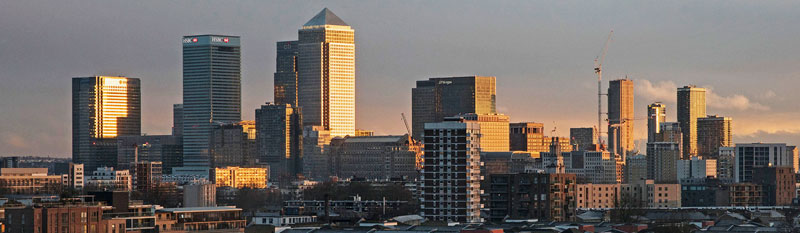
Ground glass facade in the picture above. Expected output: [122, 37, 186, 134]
[411, 76, 497, 140]
[72, 76, 141, 172]
[677, 86, 707, 158]
[274, 41, 299, 106]
[182, 35, 242, 169]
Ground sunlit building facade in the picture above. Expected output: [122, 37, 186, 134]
[72, 76, 141, 172]
[182, 34, 242, 170]
[214, 166, 268, 189]
[677, 85, 706, 158]
[647, 102, 666, 143]
[697, 115, 732, 158]
[297, 8, 356, 138]
[456, 113, 509, 152]
[607, 79, 634, 160]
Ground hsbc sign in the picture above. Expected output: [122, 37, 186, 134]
[182, 37, 199, 43]
[182, 37, 232, 44]
[211, 37, 229, 43]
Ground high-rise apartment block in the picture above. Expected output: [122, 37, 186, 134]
[297, 8, 355, 138]
[412, 76, 496, 140]
[209, 121, 257, 168]
[607, 79, 634, 159]
[570, 127, 598, 151]
[734, 143, 795, 182]
[647, 102, 666, 143]
[421, 120, 482, 223]
[646, 142, 681, 183]
[256, 103, 303, 181]
[697, 115, 732, 158]
[274, 41, 299, 106]
[72, 76, 141, 172]
[182, 34, 242, 169]
[455, 113, 509, 152]
[717, 147, 735, 181]
[677, 85, 706, 158]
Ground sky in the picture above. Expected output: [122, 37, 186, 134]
[1, 0, 800, 157]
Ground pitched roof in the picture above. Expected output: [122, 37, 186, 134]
[304, 8, 349, 27]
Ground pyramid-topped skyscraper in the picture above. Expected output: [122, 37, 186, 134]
[295, 8, 355, 137]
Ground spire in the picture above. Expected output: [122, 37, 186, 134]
[303, 8, 349, 27]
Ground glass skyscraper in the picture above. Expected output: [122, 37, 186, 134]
[297, 8, 356, 138]
[677, 85, 706, 158]
[72, 76, 141, 172]
[411, 76, 497, 140]
[607, 78, 634, 160]
[274, 41, 299, 106]
[182, 35, 241, 170]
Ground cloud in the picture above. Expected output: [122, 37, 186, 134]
[635, 79, 769, 111]
[734, 130, 800, 145]
[2, 133, 30, 151]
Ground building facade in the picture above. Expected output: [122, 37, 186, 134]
[510, 122, 546, 152]
[182, 34, 242, 169]
[734, 143, 794, 182]
[183, 182, 217, 208]
[209, 121, 257, 168]
[132, 161, 162, 193]
[677, 85, 707, 158]
[256, 103, 303, 181]
[697, 115, 732, 158]
[172, 104, 183, 137]
[116, 135, 182, 171]
[297, 8, 356, 138]
[214, 166, 268, 189]
[456, 114, 509, 152]
[752, 166, 795, 206]
[646, 142, 681, 183]
[421, 120, 482, 223]
[412, 76, 496, 140]
[607, 79, 634, 159]
[570, 127, 598, 151]
[329, 135, 421, 179]
[488, 173, 577, 223]
[676, 157, 717, 182]
[73, 76, 141, 172]
[274, 40, 299, 106]
[647, 102, 666, 143]
[0, 168, 63, 195]
[86, 167, 132, 191]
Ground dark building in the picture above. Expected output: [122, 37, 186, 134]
[116, 135, 182, 171]
[510, 122, 546, 152]
[412, 76, 496, 140]
[722, 183, 763, 207]
[72, 76, 141, 172]
[172, 104, 183, 137]
[570, 127, 598, 151]
[182, 35, 242, 169]
[753, 166, 795, 206]
[274, 41, 299, 106]
[1, 156, 20, 168]
[255, 103, 303, 181]
[488, 173, 577, 223]
[5, 203, 125, 233]
[328, 135, 421, 180]
[680, 178, 726, 207]
[90, 191, 130, 213]
[209, 121, 257, 168]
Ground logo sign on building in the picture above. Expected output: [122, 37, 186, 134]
[211, 37, 229, 43]
[183, 37, 199, 43]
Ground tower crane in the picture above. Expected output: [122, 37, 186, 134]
[595, 30, 613, 145]
[401, 113, 424, 170]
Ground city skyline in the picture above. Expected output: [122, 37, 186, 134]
[3, 1, 800, 156]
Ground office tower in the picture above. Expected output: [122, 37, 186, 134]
[209, 121, 257, 168]
[302, 126, 333, 180]
[510, 122, 545, 152]
[214, 166, 268, 189]
[328, 135, 421, 179]
[677, 85, 706, 158]
[117, 135, 182, 170]
[646, 142, 681, 183]
[173, 104, 183, 137]
[182, 35, 242, 169]
[73, 76, 141, 172]
[696, 115, 732, 158]
[676, 157, 717, 182]
[734, 143, 794, 182]
[421, 119, 482, 223]
[132, 161, 162, 193]
[570, 127, 597, 151]
[455, 113, 509, 152]
[488, 173, 576, 223]
[255, 103, 303, 180]
[412, 76, 497, 140]
[752, 166, 795, 206]
[275, 41, 300, 106]
[647, 102, 666, 143]
[297, 8, 355, 138]
[607, 79, 634, 160]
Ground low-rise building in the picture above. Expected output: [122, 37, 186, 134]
[487, 173, 577, 222]
[328, 135, 421, 179]
[0, 168, 63, 195]
[184, 182, 216, 208]
[155, 206, 246, 232]
[86, 167, 132, 191]
[215, 166, 268, 189]
[251, 213, 317, 226]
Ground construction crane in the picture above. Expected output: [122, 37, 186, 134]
[595, 30, 613, 145]
[401, 113, 424, 170]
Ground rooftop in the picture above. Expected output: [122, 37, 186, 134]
[304, 8, 349, 27]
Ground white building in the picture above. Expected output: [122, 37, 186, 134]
[251, 213, 317, 226]
[86, 167, 131, 191]
[734, 143, 795, 182]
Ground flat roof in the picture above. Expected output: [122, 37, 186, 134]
[157, 206, 241, 213]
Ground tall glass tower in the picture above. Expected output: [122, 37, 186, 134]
[182, 35, 241, 170]
[298, 8, 356, 138]
[72, 76, 141, 172]
[677, 85, 706, 158]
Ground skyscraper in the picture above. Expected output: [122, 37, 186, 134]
[647, 102, 666, 143]
[72, 76, 141, 172]
[412, 76, 497, 140]
[182, 35, 242, 170]
[607, 79, 634, 159]
[646, 142, 680, 183]
[172, 104, 183, 137]
[421, 119, 482, 223]
[677, 85, 706, 158]
[570, 127, 598, 151]
[255, 103, 303, 181]
[696, 115, 732, 158]
[274, 41, 299, 106]
[297, 8, 355, 138]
